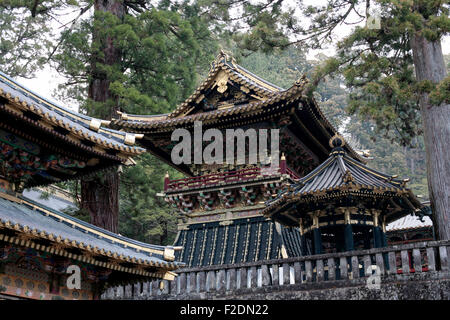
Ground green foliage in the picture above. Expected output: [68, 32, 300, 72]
[118, 153, 182, 245]
[306, 0, 449, 146]
[239, 48, 431, 199]
[429, 76, 450, 105]
[197, 0, 449, 147]
[0, 0, 220, 245]
[51, 4, 218, 119]
[3, 0, 447, 243]
[0, 2, 52, 77]
[51, 2, 218, 244]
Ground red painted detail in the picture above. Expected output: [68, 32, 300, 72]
[167, 166, 299, 191]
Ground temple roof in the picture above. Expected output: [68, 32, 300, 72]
[112, 80, 303, 130]
[0, 71, 149, 188]
[108, 52, 364, 177]
[0, 71, 145, 161]
[0, 192, 182, 278]
[166, 51, 283, 118]
[386, 213, 433, 232]
[112, 50, 284, 126]
[262, 136, 422, 221]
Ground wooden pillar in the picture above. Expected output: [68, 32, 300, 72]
[344, 210, 354, 252]
[313, 229, 322, 255]
[373, 211, 382, 248]
[163, 172, 170, 191]
[299, 218, 307, 256]
[373, 227, 382, 248]
[312, 213, 322, 255]
[381, 219, 389, 270]
[344, 224, 354, 251]
[280, 153, 286, 174]
[363, 229, 372, 249]
[380, 219, 388, 247]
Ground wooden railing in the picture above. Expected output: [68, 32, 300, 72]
[165, 165, 298, 191]
[101, 240, 450, 299]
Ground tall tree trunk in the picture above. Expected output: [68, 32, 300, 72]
[410, 34, 450, 240]
[80, 0, 125, 233]
[81, 173, 119, 232]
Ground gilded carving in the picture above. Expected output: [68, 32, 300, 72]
[215, 71, 229, 93]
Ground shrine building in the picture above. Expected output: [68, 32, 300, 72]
[109, 51, 426, 268]
[0, 71, 183, 300]
[262, 135, 423, 254]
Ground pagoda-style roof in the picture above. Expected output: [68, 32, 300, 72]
[109, 51, 364, 177]
[0, 191, 182, 279]
[112, 82, 299, 131]
[114, 50, 284, 126]
[262, 136, 422, 227]
[0, 71, 146, 188]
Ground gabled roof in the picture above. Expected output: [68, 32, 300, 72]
[108, 51, 365, 176]
[112, 78, 303, 130]
[113, 50, 283, 125]
[0, 192, 183, 279]
[167, 50, 283, 118]
[263, 136, 422, 218]
[0, 71, 145, 161]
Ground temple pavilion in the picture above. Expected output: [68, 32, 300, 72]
[0, 71, 182, 300]
[110, 51, 412, 267]
[262, 135, 423, 255]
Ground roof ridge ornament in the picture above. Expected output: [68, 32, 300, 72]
[329, 134, 346, 153]
[294, 74, 308, 87]
[343, 169, 353, 183]
[212, 49, 236, 70]
[116, 110, 128, 120]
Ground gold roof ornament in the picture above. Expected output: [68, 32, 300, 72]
[124, 133, 143, 145]
[89, 118, 102, 131]
[163, 247, 175, 261]
[329, 134, 346, 148]
[116, 110, 129, 120]
[294, 74, 308, 87]
[212, 49, 236, 69]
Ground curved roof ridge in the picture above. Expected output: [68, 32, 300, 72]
[224, 59, 285, 92]
[0, 71, 145, 154]
[0, 193, 184, 273]
[113, 81, 305, 129]
[343, 154, 403, 185]
[163, 51, 286, 119]
[298, 154, 336, 186]
[336, 153, 349, 175]
[18, 194, 172, 252]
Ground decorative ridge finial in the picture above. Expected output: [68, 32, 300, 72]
[116, 110, 128, 120]
[329, 134, 345, 149]
[294, 74, 308, 87]
[211, 49, 236, 70]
